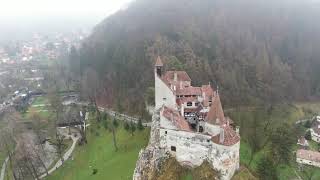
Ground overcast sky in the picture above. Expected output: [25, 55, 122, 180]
[0, 0, 133, 18]
[0, 0, 134, 43]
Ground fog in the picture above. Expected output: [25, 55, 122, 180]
[0, 0, 133, 43]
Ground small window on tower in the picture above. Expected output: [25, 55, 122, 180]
[163, 98, 167, 101]
[187, 102, 192, 106]
[171, 146, 176, 152]
[165, 131, 167, 134]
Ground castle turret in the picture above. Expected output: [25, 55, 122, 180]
[155, 56, 163, 77]
[206, 90, 225, 125]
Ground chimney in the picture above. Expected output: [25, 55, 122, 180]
[181, 106, 184, 116]
[174, 72, 178, 81]
[236, 126, 240, 135]
[219, 128, 224, 144]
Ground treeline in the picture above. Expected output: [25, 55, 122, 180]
[70, 0, 320, 113]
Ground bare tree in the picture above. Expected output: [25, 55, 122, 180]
[52, 133, 65, 162]
[0, 131, 17, 180]
[81, 68, 101, 122]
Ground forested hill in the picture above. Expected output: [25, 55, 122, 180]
[77, 0, 320, 114]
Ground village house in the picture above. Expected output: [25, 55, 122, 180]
[310, 116, 320, 143]
[154, 56, 240, 180]
[297, 149, 320, 168]
[297, 136, 309, 148]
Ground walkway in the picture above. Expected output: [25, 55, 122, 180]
[98, 107, 151, 127]
[39, 134, 79, 179]
[0, 157, 9, 180]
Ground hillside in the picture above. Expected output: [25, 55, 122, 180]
[75, 0, 320, 113]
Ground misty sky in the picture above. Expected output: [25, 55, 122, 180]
[0, 0, 133, 19]
[0, 0, 134, 43]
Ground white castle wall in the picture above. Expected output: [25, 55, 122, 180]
[159, 127, 240, 180]
[155, 73, 176, 110]
[204, 122, 221, 136]
[297, 157, 320, 168]
[160, 114, 179, 130]
[311, 129, 320, 143]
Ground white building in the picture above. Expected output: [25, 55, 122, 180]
[297, 136, 309, 148]
[154, 56, 240, 180]
[310, 116, 320, 143]
[297, 149, 320, 168]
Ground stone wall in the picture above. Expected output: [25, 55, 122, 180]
[158, 127, 239, 180]
[311, 129, 320, 143]
[297, 157, 320, 168]
[133, 110, 240, 180]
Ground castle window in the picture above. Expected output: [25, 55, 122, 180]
[171, 146, 176, 152]
[195, 102, 199, 106]
[165, 131, 167, 134]
[199, 126, 204, 133]
[207, 139, 210, 143]
[187, 102, 192, 106]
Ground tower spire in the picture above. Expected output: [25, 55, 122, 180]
[155, 56, 163, 67]
[155, 56, 163, 77]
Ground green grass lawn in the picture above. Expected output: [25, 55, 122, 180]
[309, 140, 319, 151]
[0, 150, 6, 167]
[46, 122, 150, 180]
[32, 96, 49, 106]
[232, 166, 257, 180]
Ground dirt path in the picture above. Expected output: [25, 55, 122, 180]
[39, 134, 79, 179]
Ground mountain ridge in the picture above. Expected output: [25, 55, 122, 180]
[76, 0, 320, 114]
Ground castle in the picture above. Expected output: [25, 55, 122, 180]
[154, 56, 240, 179]
[133, 57, 240, 180]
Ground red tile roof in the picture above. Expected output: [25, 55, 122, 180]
[297, 149, 320, 162]
[206, 92, 225, 125]
[162, 106, 191, 131]
[155, 56, 163, 66]
[211, 126, 240, 146]
[162, 71, 191, 83]
[176, 86, 202, 96]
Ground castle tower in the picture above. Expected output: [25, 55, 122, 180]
[155, 56, 163, 77]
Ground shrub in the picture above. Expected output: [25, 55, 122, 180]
[92, 168, 98, 175]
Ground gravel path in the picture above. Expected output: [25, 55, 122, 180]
[39, 134, 79, 179]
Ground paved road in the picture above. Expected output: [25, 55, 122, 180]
[0, 157, 9, 180]
[39, 134, 79, 179]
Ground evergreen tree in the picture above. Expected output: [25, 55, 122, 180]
[270, 123, 295, 164]
[113, 118, 119, 129]
[304, 120, 312, 129]
[305, 130, 311, 141]
[137, 119, 144, 130]
[130, 122, 136, 136]
[124, 122, 130, 131]
[257, 156, 278, 180]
